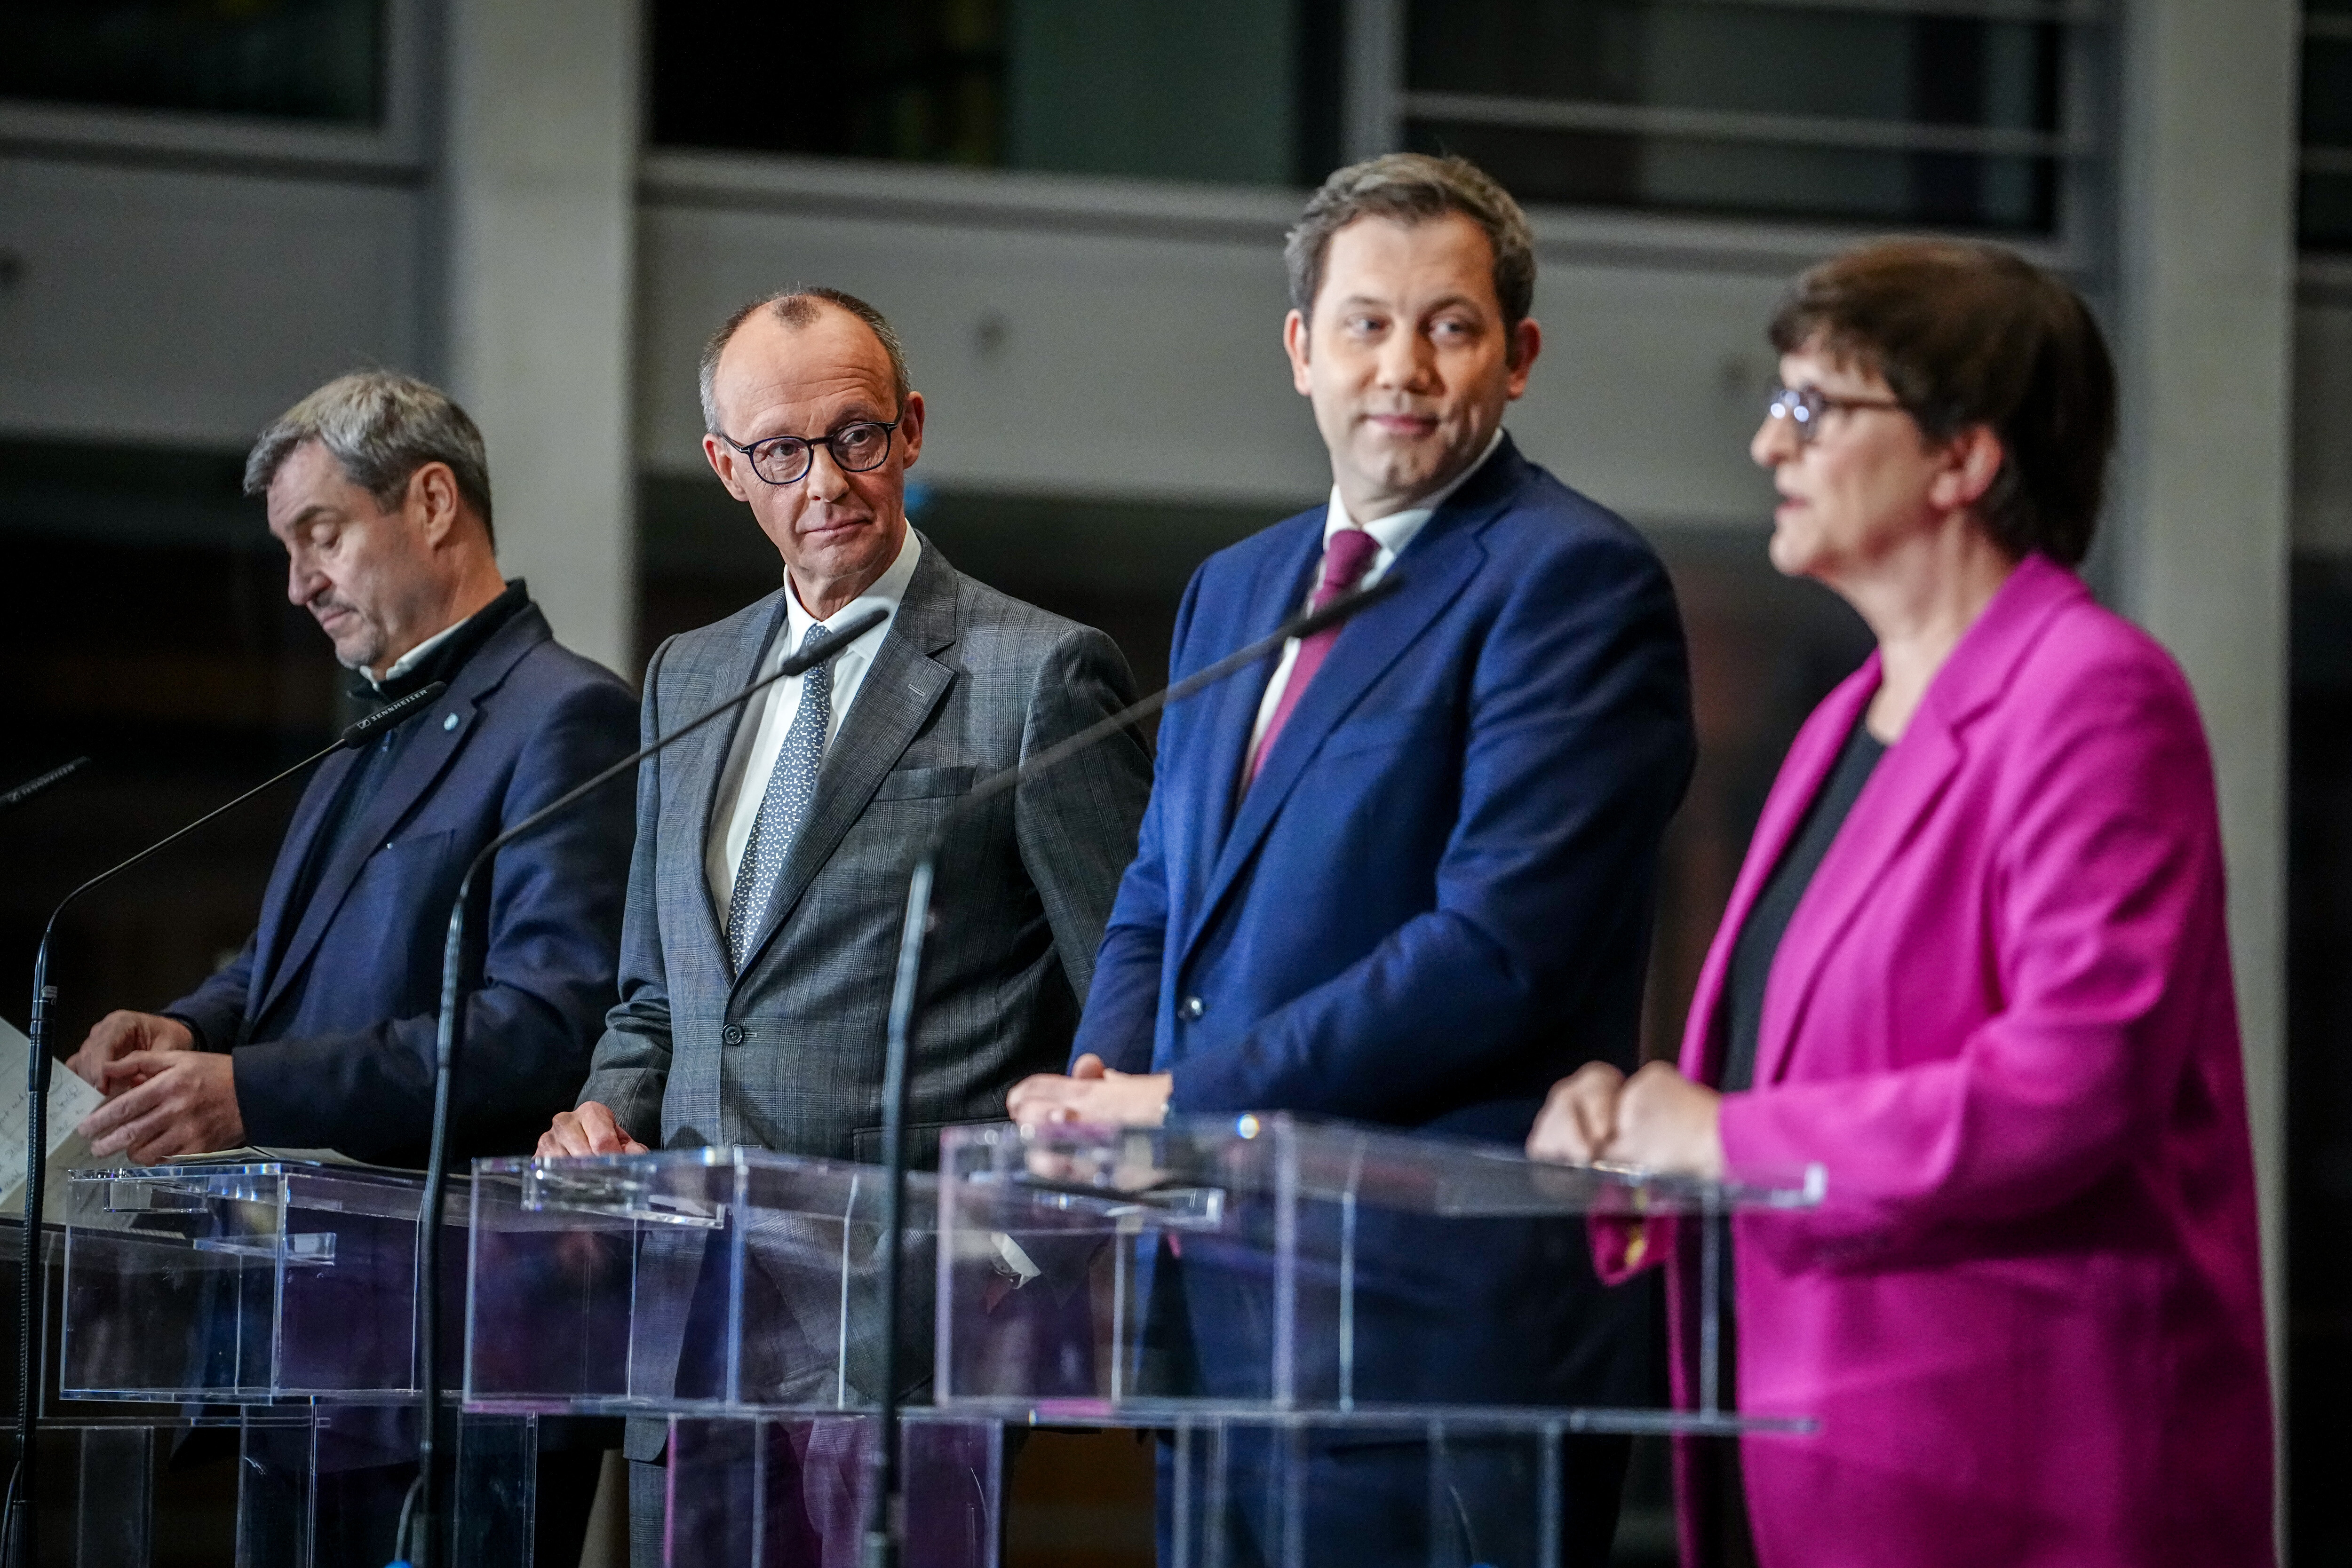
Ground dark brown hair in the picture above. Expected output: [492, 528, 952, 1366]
[699, 286, 911, 433]
[1286, 153, 1537, 363]
[1769, 238, 2116, 566]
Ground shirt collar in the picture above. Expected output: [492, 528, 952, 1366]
[362, 578, 530, 699]
[781, 527, 922, 659]
[381, 619, 465, 682]
[1324, 426, 1507, 554]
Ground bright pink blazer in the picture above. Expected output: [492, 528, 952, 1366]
[1641, 556, 2273, 1566]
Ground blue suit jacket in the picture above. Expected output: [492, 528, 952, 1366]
[166, 601, 638, 1164]
[1076, 436, 1694, 1140]
[1073, 437, 1693, 1417]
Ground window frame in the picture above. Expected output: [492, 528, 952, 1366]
[1341, 0, 2106, 273]
[0, 0, 431, 178]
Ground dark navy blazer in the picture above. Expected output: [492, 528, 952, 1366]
[1078, 435, 1693, 1138]
[1073, 436, 1695, 1414]
[166, 601, 638, 1165]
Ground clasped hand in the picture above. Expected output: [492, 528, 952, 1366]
[69, 1011, 245, 1163]
[1005, 1053, 1171, 1131]
[1525, 1060, 1727, 1179]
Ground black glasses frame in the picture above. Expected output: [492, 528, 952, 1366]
[719, 416, 902, 485]
[1766, 385, 1907, 445]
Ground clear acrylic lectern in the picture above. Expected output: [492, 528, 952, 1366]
[936, 1114, 1823, 1429]
[466, 1148, 998, 1568]
[55, 1159, 532, 1567]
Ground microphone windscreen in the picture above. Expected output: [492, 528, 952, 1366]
[340, 680, 451, 749]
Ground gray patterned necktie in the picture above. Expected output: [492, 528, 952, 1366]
[726, 622, 835, 971]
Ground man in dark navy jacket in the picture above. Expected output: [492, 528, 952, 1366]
[69, 370, 638, 1170]
[1012, 156, 1695, 1566]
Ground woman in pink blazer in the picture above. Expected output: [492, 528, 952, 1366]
[1531, 240, 2273, 1567]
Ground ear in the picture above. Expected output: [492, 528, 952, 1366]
[1928, 425, 2005, 515]
[703, 434, 754, 503]
[406, 461, 464, 546]
[1283, 309, 1313, 396]
[1503, 317, 1542, 399]
[895, 390, 926, 470]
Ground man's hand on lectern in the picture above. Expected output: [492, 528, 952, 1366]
[538, 1101, 649, 1158]
[1007, 1053, 1173, 1131]
[65, 1010, 194, 1089]
[78, 1049, 243, 1163]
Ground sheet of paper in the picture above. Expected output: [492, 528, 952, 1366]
[0, 1018, 119, 1223]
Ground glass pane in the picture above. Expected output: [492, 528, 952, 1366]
[2306, 36, 2352, 149]
[0, 0, 383, 124]
[2302, 169, 2352, 252]
[1409, 0, 2060, 133]
[1408, 120, 2056, 231]
[649, 0, 1343, 187]
[1405, 0, 2062, 232]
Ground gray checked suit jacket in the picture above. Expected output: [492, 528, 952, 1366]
[582, 539, 1150, 1460]
[581, 533, 1152, 1160]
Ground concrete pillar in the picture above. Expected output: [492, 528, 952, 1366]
[2112, 0, 2299, 1537]
[439, 0, 640, 676]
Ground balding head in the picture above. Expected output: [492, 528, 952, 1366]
[699, 287, 910, 434]
[698, 289, 927, 619]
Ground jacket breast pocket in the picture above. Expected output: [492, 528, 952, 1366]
[871, 765, 975, 801]
[1319, 705, 1447, 762]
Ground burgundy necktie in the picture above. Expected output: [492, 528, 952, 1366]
[1246, 526, 1382, 785]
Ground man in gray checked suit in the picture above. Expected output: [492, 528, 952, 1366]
[538, 287, 1151, 1560]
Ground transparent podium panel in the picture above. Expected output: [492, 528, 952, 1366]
[58, 1162, 461, 1401]
[662, 1414, 999, 1568]
[466, 1149, 938, 1416]
[937, 1116, 1823, 1428]
[238, 1406, 536, 1568]
[1155, 1413, 1674, 1568]
[28, 1425, 154, 1568]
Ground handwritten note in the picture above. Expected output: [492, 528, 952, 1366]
[0, 1019, 112, 1223]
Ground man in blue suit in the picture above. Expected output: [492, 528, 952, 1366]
[1012, 154, 1695, 1566]
[69, 369, 637, 1172]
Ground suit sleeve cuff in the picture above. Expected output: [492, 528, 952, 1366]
[159, 1010, 223, 1055]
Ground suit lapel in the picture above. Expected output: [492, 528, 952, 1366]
[1746, 555, 2086, 1088]
[732, 546, 958, 980]
[252, 621, 529, 1023]
[1185, 521, 1323, 898]
[694, 589, 794, 964]
[246, 747, 361, 1001]
[1675, 663, 1876, 1082]
[1177, 489, 1494, 973]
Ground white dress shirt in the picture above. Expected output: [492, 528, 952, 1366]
[370, 614, 466, 688]
[706, 529, 923, 909]
[1246, 430, 1504, 761]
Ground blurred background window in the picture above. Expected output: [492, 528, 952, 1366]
[2306, 0, 2352, 249]
[651, 0, 2080, 234]
[649, 0, 1348, 187]
[0, 0, 384, 124]
[1397, 0, 2070, 232]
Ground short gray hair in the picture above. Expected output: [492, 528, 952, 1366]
[245, 370, 495, 544]
[1285, 153, 1538, 363]
[698, 287, 911, 434]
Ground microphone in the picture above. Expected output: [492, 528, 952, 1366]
[0, 759, 90, 816]
[859, 571, 1404, 1568]
[3, 680, 448, 1568]
[400, 606, 887, 1568]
